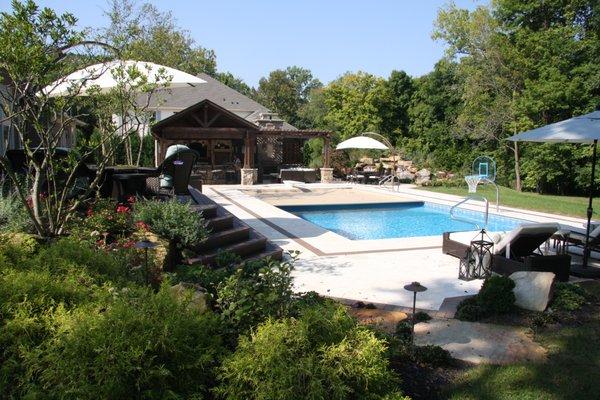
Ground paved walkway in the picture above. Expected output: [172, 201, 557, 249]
[415, 319, 546, 364]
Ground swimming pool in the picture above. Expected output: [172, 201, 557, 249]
[279, 202, 530, 240]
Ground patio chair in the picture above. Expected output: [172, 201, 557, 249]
[443, 223, 571, 281]
[554, 224, 600, 255]
[145, 145, 200, 197]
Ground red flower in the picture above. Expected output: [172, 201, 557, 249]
[126, 195, 136, 204]
[116, 205, 130, 214]
[122, 240, 135, 249]
[135, 221, 150, 231]
[86, 208, 94, 217]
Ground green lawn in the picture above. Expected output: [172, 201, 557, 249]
[448, 281, 600, 400]
[419, 185, 597, 219]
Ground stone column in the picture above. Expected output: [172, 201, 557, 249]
[320, 167, 334, 183]
[241, 168, 257, 186]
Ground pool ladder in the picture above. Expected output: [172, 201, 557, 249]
[450, 195, 489, 229]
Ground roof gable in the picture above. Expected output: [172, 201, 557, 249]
[151, 99, 260, 136]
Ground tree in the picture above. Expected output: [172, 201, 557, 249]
[256, 66, 322, 127]
[434, 3, 525, 189]
[378, 70, 414, 144]
[101, 0, 217, 76]
[406, 60, 468, 171]
[214, 71, 254, 98]
[432, 0, 599, 193]
[321, 72, 388, 140]
[0, 0, 167, 237]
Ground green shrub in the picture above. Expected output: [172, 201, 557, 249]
[0, 192, 32, 233]
[26, 285, 226, 399]
[217, 257, 295, 335]
[414, 311, 431, 322]
[133, 198, 208, 247]
[455, 296, 484, 321]
[551, 282, 587, 311]
[217, 302, 406, 400]
[414, 345, 453, 367]
[395, 321, 413, 343]
[0, 232, 39, 266]
[478, 276, 515, 314]
[35, 237, 130, 284]
[456, 276, 515, 321]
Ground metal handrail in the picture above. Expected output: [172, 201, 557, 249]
[450, 195, 489, 229]
[378, 175, 392, 186]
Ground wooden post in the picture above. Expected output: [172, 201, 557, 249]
[323, 136, 331, 168]
[243, 131, 251, 168]
[248, 133, 256, 168]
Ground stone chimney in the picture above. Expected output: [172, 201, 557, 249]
[254, 112, 285, 130]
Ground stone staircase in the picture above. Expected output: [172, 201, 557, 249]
[185, 193, 283, 267]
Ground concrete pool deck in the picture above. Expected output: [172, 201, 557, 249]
[202, 183, 586, 311]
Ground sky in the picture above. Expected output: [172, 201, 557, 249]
[6, 0, 486, 87]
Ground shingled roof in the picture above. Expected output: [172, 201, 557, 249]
[145, 72, 297, 130]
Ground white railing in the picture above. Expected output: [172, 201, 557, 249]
[450, 195, 489, 229]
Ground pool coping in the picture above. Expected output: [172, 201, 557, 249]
[204, 183, 586, 257]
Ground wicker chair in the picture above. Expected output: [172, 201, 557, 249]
[145, 145, 200, 198]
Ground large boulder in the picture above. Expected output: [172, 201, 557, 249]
[415, 168, 432, 185]
[396, 170, 415, 182]
[509, 271, 556, 312]
[170, 282, 209, 313]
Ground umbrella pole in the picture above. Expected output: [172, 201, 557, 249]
[583, 139, 597, 269]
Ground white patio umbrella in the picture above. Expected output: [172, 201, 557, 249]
[507, 110, 600, 271]
[336, 135, 389, 150]
[336, 132, 398, 187]
[43, 60, 205, 97]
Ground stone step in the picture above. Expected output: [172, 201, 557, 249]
[194, 226, 251, 252]
[206, 215, 233, 232]
[187, 237, 268, 266]
[244, 247, 284, 263]
[190, 204, 218, 218]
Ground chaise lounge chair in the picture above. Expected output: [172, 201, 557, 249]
[555, 223, 600, 255]
[443, 223, 571, 281]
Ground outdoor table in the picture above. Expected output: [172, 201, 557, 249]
[111, 172, 152, 201]
[86, 165, 158, 197]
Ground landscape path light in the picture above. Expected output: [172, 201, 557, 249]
[403, 281, 428, 345]
[135, 239, 158, 284]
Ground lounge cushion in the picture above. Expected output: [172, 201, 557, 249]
[494, 223, 559, 258]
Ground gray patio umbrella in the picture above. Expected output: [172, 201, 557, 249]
[507, 110, 600, 270]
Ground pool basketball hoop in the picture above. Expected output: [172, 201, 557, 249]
[460, 156, 499, 211]
[465, 175, 482, 193]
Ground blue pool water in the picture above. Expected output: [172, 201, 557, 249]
[279, 202, 530, 240]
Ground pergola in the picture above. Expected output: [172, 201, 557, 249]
[151, 99, 332, 185]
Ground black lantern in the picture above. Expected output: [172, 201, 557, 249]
[459, 229, 494, 281]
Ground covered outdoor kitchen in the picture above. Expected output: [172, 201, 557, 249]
[151, 99, 333, 187]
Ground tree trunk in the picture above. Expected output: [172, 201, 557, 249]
[135, 134, 144, 167]
[513, 142, 522, 192]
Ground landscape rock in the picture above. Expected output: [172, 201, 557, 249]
[415, 168, 432, 185]
[170, 282, 209, 313]
[509, 271, 556, 312]
[436, 171, 447, 179]
[397, 170, 415, 181]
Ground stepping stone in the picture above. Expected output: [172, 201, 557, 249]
[415, 319, 546, 365]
